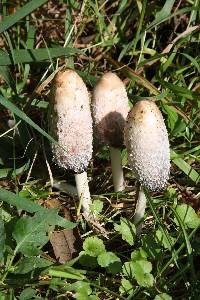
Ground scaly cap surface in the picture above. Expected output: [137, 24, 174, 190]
[92, 72, 129, 148]
[124, 100, 170, 191]
[49, 69, 93, 173]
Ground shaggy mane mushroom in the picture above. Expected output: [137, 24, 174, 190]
[49, 69, 93, 215]
[92, 72, 129, 192]
[125, 100, 170, 232]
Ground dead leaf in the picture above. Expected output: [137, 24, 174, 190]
[50, 229, 77, 264]
[49, 206, 81, 264]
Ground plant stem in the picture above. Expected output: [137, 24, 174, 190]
[75, 171, 91, 216]
[109, 146, 124, 192]
[133, 183, 147, 235]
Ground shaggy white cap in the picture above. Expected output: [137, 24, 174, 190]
[50, 70, 93, 173]
[92, 72, 129, 148]
[124, 100, 170, 192]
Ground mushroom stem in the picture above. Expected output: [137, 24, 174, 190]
[75, 171, 91, 216]
[109, 146, 125, 192]
[134, 183, 147, 235]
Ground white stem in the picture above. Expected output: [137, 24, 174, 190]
[133, 184, 147, 235]
[109, 146, 125, 192]
[53, 180, 77, 197]
[75, 171, 91, 216]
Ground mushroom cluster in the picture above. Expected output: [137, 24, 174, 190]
[49, 69, 170, 227]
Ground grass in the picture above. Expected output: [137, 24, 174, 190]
[0, 0, 200, 299]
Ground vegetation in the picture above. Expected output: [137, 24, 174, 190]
[0, 0, 199, 299]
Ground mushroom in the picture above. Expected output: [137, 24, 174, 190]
[92, 72, 129, 192]
[49, 69, 93, 216]
[124, 100, 170, 230]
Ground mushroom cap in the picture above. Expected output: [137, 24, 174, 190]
[124, 100, 170, 192]
[49, 69, 93, 173]
[92, 72, 129, 148]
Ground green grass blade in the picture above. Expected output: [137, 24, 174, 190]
[154, 0, 176, 24]
[181, 52, 200, 73]
[0, 48, 81, 66]
[145, 191, 180, 269]
[132, 0, 147, 54]
[171, 150, 200, 183]
[26, 26, 36, 49]
[0, 0, 48, 33]
[0, 66, 16, 92]
[157, 227, 198, 279]
[163, 82, 199, 100]
[147, 7, 198, 31]
[170, 206, 196, 281]
[0, 95, 57, 144]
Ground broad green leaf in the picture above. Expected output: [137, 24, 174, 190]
[76, 293, 99, 300]
[131, 248, 148, 261]
[12, 208, 76, 256]
[122, 261, 135, 278]
[12, 211, 51, 256]
[70, 281, 92, 296]
[14, 256, 53, 274]
[0, 48, 81, 65]
[122, 259, 154, 287]
[155, 229, 176, 250]
[174, 204, 200, 229]
[90, 199, 103, 215]
[137, 272, 154, 287]
[0, 0, 48, 33]
[154, 293, 172, 300]
[0, 220, 5, 260]
[114, 217, 136, 246]
[19, 288, 36, 300]
[135, 260, 152, 274]
[97, 252, 121, 274]
[0, 188, 75, 229]
[119, 278, 133, 295]
[79, 254, 98, 269]
[83, 236, 106, 257]
[0, 187, 44, 213]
